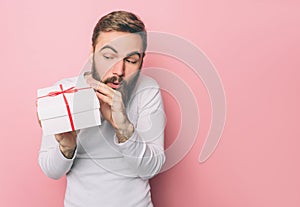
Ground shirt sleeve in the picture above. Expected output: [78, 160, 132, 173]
[114, 85, 166, 180]
[38, 134, 77, 180]
[38, 77, 78, 180]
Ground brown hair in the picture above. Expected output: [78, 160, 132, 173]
[92, 11, 147, 52]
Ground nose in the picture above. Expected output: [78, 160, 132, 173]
[111, 59, 125, 77]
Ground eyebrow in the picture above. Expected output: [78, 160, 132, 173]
[125, 51, 141, 58]
[99, 45, 118, 53]
[99, 45, 141, 58]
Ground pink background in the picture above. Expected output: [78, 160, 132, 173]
[1, 0, 300, 206]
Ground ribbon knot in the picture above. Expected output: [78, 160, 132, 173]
[46, 86, 78, 97]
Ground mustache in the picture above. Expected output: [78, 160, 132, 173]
[103, 76, 123, 84]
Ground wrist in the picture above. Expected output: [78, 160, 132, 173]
[59, 145, 76, 159]
[115, 122, 134, 143]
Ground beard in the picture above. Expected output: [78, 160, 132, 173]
[91, 59, 141, 107]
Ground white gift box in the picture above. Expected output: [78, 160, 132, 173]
[37, 80, 101, 136]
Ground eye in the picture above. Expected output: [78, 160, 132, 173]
[125, 56, 139, 64]
[103, 53, 115, 60]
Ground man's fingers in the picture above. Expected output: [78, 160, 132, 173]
[98, 82, 115, 93]
[55, 131, 77, 142]
[84, 74, 123, 106]
[96, 91, 113, 106]
[84, 74, 118, 98]
[84, 73, 102, 89]
[55, 133, 63, 142]
[70, 131, 77, 137]
[86, 77, 99, 86]
[93, 83, 116, 99]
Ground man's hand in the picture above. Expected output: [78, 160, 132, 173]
[55, 131, 77, 159]
[85, 74, 134, 143]
[37, 110, 77, 158]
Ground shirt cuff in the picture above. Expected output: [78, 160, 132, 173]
[113, 130, 147, 160]
[113, 130, 139, 147]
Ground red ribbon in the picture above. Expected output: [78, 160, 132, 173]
[38, 84, 91, 132]
[38, 85, 78, 99]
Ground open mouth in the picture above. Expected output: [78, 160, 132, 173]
[103, 76, 123, 89]
[106, 82, 121, 89]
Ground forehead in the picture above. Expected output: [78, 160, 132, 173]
[95, 31, 143, 54]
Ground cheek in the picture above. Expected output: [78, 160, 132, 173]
[95, 61, 108, 73]
[94, 61, 114, 81]
[124, 67, 140, 79]
[100, 70, 112, 82]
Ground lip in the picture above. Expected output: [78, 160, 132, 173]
[107, 82, 120, 89]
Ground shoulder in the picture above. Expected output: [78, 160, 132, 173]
[134, 74, 160, 93]
[130, 74, 163, 107]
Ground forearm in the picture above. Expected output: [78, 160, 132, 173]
[115, 129, 165, 180]
[115, 121, 134, 143]
[38, 135, 76, 180]
[118, 86, 166, 179]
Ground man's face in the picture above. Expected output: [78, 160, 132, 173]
[92, 31, 144, 90]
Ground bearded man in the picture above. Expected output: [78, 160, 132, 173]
[38, 11, 166, 207]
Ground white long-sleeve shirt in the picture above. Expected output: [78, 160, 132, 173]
[38, 74, 166, 207]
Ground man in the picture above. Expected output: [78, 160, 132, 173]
[38, 11, 166, 207]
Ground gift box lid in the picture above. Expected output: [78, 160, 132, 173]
[37, 80, 99, 120]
